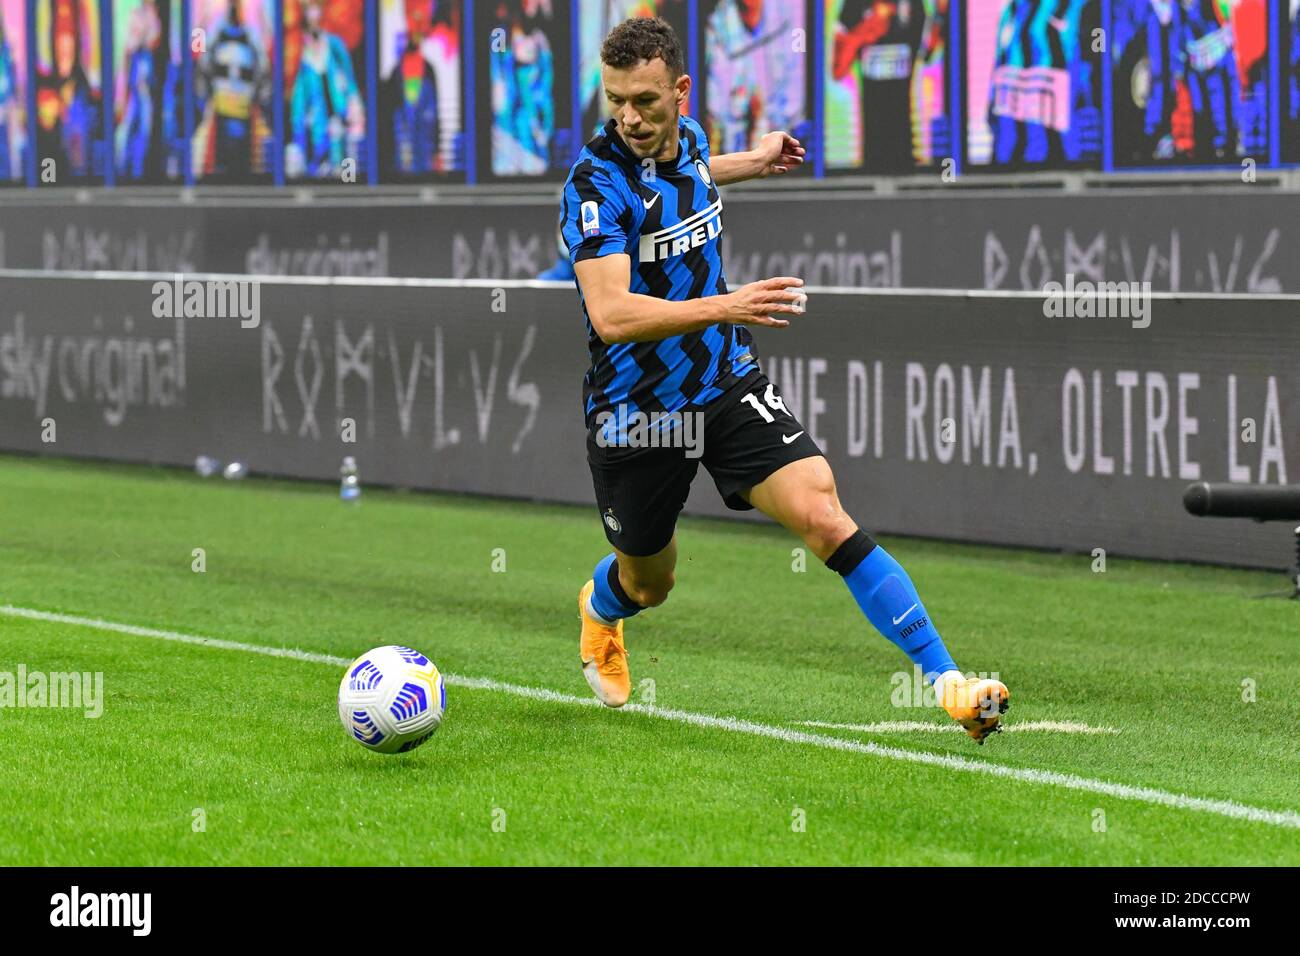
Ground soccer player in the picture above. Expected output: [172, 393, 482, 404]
[562, 17, 1009, 741]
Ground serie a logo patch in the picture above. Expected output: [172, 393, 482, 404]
[581, 200, 601, 237]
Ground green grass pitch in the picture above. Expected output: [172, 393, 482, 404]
[1, 454, 1298, 865]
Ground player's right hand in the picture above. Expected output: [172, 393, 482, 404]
[721, 277, 805, 329]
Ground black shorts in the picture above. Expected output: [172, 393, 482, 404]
[587, 369, 824, 557]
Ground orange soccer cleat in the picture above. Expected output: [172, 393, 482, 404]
[578, 580, 631, 708]
[938, 673, 1010, 743]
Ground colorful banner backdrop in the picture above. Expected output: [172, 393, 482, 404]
[10, 1, 1300, 187]
[190, 0, 275, 182]
[0, 0, 27, 183]
[34, 0, 104, 182]
[378, 0, 463, 177]
[964, 0, 1102, 170]
[699, 0, 811, 155]
[826, 0, 951, 172]
[1110, 0, 1270, 168]
[112, 0, 185, 183]
[282, 0, 367, 181]
[479, 0, 573, 179]
[1285, 0, 1298, 161]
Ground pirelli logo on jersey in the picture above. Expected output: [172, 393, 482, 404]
[638, 199, 723, 263]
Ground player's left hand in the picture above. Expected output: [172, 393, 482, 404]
[755, 131, 805, 178]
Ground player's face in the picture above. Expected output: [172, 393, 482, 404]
[602, 58, 690, 163]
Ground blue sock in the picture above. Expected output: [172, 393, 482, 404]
[589, 553, 644, 623]
[826, 530, 957, 684]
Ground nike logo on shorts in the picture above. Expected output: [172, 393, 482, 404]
[782, 431, 804, 444]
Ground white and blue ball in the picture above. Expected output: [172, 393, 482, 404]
[338, 645, 446, 754]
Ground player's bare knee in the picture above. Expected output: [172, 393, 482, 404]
[801, 498, 854, 555]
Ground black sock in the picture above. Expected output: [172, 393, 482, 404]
[824, 529, 878, 576]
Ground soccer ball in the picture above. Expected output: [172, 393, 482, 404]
[338, 646, 446, 754]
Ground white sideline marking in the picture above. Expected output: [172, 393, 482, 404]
[4, 604, 1298, 831]
[801, 720, 1121, 736]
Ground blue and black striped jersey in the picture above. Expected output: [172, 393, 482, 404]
[560, 114, 758, 440]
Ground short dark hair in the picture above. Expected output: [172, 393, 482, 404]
[600, 17, 685, 78]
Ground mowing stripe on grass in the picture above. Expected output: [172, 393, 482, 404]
[4, 603, 1298, 831]
[800, 720, 1122, 735]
